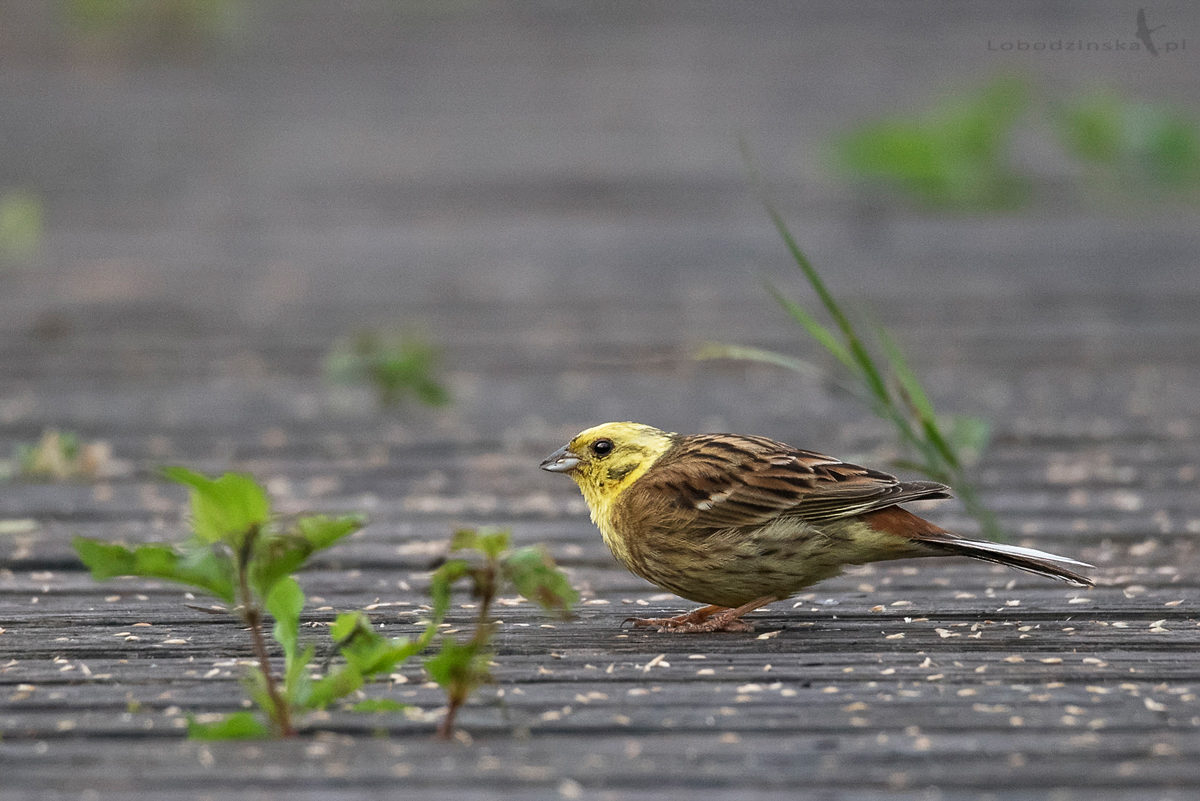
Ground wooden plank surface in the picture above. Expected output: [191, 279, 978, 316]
[2, 2, 1200, 799]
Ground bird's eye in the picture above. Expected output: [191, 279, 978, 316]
[591, 439, 614, 457]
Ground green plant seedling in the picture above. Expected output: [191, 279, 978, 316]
[11, 429, 113, 481]
[1057, 92, 1200, 193]
[831, 76, 1031, 210]
[427, 528, 577, 739]
[325, 329, 451, 408]
[0, 189, 43, 262]
[65, 0, 246, 49]
[73, 469, 579, 740]
[74, 467, 436, 738]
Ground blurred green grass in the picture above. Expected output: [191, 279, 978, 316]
[0, 189, 44, 263]
[831, 76, 1031, 210]
[325, 330, 451, 410]
[831, 76, 1200, 210]
[64, 0, 247, 49]
[1057, 91, 1200, 192]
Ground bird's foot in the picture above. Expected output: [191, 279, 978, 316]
[624, 604, 726, 632]
[626, 613, 756, 633]
[624, 597, 777, 633]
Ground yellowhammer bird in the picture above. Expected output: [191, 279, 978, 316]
[541, 422, 1093, 633]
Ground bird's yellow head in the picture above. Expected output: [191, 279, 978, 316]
[540, 422, 677, 518]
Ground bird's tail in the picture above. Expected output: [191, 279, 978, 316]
[864, 506, 1094, 586]
[922, 535, 1094, 586]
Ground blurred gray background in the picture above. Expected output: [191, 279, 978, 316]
[1, 0, 1198, 458]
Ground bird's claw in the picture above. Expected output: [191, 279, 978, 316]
[622, 613, 756, 634]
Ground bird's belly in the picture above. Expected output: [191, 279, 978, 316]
[609, 518, 904, 608]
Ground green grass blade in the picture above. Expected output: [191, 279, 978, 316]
[763, 205, 894, 408]
[741, 144, 1002, 539]
[763, 282, 855, 370]
[875, 324, 962, 470]
[876, 325, 936, 420]
[694, 343, 822, 377]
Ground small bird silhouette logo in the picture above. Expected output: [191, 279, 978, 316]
[1135, 8, 1165, 55]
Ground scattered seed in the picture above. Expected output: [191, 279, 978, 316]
[1144, 697, 1168, 712]
[643, 654, 668, 672]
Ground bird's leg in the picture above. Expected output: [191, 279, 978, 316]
[627, 596, 778, 633]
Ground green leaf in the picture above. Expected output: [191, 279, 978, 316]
[330, 610, 363, 642]
[448, 527, 511, 558]
[265, 576, 304, 664]
[283, 644, 315, 708]
[430, 558, 470, 623]
[73, 537, 236, 603]
[414, 378, 451, 407]
[249, 514, 363, 599]
[351, 698, 409, 713]
[295, 514, 363, 551]
[187, 711, 271, 740]
[502, 546, 578, 617]
[163, 467, 271, 548]
[449, 528, 479, 552]
[307, 664, 363, 709]
[424, 638, 488, 692]
[332, 611, 425, 677]
[240, 666, 277, 722]
[472, 528, 511, 560]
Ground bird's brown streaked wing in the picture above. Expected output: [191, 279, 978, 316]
[626, 433, 951, 530]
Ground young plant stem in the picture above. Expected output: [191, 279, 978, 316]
[435, 560, 499, 740]
[235, 525, 295, 737]
[435, 680, 464, 739]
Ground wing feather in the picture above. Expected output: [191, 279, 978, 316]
[624, 433, 951, 531]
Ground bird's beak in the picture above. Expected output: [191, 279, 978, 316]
[540, 445, 582, 473]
